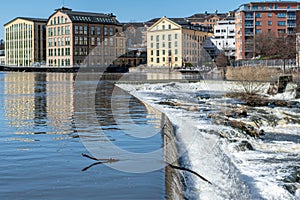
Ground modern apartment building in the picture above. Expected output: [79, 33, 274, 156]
[210, 19, 236, 59]
[4, 17, 47, 66]
[235, 1, 300, 60]
[147, 16, 212, 67]
[46, 7, 126, 67]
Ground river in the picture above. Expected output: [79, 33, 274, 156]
[0, 72, 165, 200]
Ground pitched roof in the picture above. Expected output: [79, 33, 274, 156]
[4, 17, 47, 26]
[51, 7, 120, 25]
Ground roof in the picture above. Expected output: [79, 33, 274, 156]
[187, 12, 228, 20]
[50, 7, 120, 25]
[4, 17, 47, 26]
[148, 16, 213, 33]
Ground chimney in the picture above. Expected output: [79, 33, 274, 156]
[215, 10, 218, 14]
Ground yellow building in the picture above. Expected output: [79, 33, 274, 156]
[147, 16, 212, 67]
[4, 17, 47, 66]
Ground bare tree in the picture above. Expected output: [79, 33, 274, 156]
[215, 51, 229, 79]
[254, 32, 278, 58]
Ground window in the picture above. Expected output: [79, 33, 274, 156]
[58, 27, 61, 35]
[110, 27, 114, 36]
[175, 57, 178, 62]
[151, 35, 153, 41]
[156, 43, 159, 49]
[84, 26, 88, 35]
[66, 26, 70, 35]
[255, 21, 262, 26]
[75, 37, 79, 45]
[278, 13, 286, 18]
[162, 35, 165, 40]
[255, 13, 261, 18]
[79, 26, 83, 34]
[175, 34, 178, 39]
[287, 5, 291, 9]
[151, 50, 153, 55]
[175, 49, 178, 55]
[104, 27, 108, 36]
[162, 50, 165, 55]
[110, 38, 113, 46]
[156, 35, 159, 42]
[97, 27, 101, 35]
[278, 29, 286, 34]
[278, 21, 286, 26]
[168, 34, 171, 41]
[168, 42, 172, 48]
[65, 48, 70, 56]
[66, 37, 70, 45]
[156, 58, 160, 63]
[216, 29, 220, 33]
[162, 25, 165, 30]
[97, 38, 101, 46]
[61, 26, 65, 35]
[175, 41, 178, 47]
[91, 27, 95, 35]
[255, 29, 262, 34]
[168, 24, 171, 29]
[156, 50, 159, 56]
[91, 37, 95, 45]
[75, 26, 79, 34]
[268, 13, 272, 18]
[268, 21, 272, 26]
[275, 4, 278, 9]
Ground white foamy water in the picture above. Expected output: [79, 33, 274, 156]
[118, 81, 300, 200]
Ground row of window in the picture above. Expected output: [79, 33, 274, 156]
[215, 29, 235, 34]
[156, 24, 173, 30]
[150, 41, 178, 49]
[48, 26, 71, 36]
[254, 21, 290, 26]
[254, 12, 296, 18]
[48, 59, 71, 66]
[48, 37, 71, 47]
[150, 57, 179, 63]
[74, 26, 114, 36]
[150, 34, 178, 42]
[50, 16, 69, 25]
[150, 49, 179, 56]
[48, 48, 71, 57]
[254, 29, 287, 34]
[250, 4, 300, 10]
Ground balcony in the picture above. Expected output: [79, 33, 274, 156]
[288, 23, 296, 27]
[245, 32, 254, 36]
[245, 16, 254, 20]
[245, 24, 254, 28]
[288, 16, 296, 20]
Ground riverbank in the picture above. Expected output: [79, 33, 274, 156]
[118, 81, 300, 200]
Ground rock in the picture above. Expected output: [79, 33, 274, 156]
[284, 184, 297, 195]
[234, 140, 254, 151]
[158, 101, 182, 107]
[187, 106, 198, 112]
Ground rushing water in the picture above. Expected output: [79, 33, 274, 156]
[0, 72, 165, 200]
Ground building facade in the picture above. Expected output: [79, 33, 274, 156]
[147, 16, 212, 67]
[210, 19, 236, 59]
[187, 11, 229, 28]
[235, 1, 300, 60]
[46, 7, 126, 67]
[4, 17, 47, 66]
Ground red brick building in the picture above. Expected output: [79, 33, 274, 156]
[235, 1, 300, 60]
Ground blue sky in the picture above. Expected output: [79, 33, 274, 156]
[0, 0, 249, 39]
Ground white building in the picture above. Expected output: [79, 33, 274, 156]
[210, 19, 236, 59]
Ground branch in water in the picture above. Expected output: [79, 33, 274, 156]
[82, 153, 120, 163]
[168, 163, 213, 185]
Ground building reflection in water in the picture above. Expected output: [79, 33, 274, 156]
[4, 72, 75, 135]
